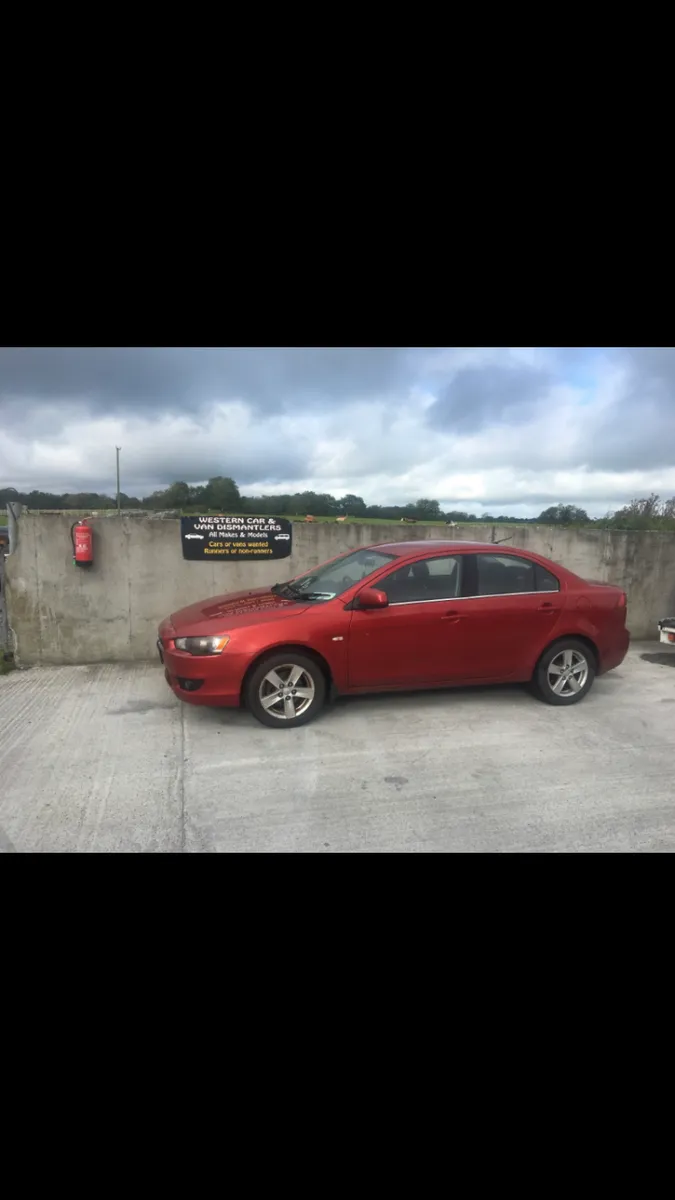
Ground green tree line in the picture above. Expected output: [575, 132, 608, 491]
[2, 480, 674, 530]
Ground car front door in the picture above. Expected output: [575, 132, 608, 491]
[454, 553, 565, 679]
[347, 553, 469, 688]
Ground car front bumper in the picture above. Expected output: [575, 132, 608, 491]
[157, 621, 247, 707]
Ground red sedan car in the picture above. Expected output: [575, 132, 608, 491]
[158, 540, 629, 728]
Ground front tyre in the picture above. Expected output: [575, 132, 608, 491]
[533, 639, 596, 706]
[246, 652, 326, 728]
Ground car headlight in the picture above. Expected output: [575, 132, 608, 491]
[174, 635, 230, 655]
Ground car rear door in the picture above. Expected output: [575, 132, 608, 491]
[454, 553, 566, 679]
[347, 553, 469, 687]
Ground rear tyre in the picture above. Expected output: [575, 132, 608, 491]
[532, 639, 596, 706]
[245, 651, 326, 728]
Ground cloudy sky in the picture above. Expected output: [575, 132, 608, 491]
[1, 347, 674, 516]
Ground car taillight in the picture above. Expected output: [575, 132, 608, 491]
[616, 592, 626, 608]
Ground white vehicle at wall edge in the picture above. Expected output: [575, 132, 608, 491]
[658, 617, 675, 645]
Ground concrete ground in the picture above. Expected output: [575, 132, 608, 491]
[0, 644, 673, 853]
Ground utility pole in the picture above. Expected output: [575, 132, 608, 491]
[116, 446, 122, 515]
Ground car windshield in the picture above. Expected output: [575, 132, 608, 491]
[272, 548, 396, 602]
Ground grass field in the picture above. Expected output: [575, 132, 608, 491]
[33, 509, 501, 528]
[21, 509, 675, 532]
[178, 512, 495, 527]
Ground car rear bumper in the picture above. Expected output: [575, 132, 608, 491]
[157, 631, 246, 707]
[597, 627, 630, 675]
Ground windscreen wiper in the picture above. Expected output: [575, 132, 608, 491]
[272, 581, 305, 599]
[272, 582, 331, 601]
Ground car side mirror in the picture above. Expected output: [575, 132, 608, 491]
[358, 587, 389, 610]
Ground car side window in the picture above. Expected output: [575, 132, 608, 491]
[534, 563, 560, 592]
[378, 555, 461, 604]
[474, 554, 535, 596]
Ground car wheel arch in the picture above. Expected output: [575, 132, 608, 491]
[239, 643, 334, 705]
[533, 633, 599, 677]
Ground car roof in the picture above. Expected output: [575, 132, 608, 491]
[373, 539, 515, 556]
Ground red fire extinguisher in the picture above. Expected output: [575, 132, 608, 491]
[71, 519, 94, 567]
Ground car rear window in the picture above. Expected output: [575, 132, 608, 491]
[474, 554, 535, 595]
[535, 564, 560, 592]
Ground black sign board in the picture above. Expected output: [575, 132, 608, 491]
[180, 515, 293, 561]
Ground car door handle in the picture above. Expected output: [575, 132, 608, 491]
[441, 610, 462, 622]
[537, 603, 559, 612]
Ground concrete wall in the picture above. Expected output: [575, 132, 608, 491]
[0, 553, 8, 652]
[5, 512, 675, 664]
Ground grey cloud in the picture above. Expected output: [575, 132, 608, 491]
[427, 365, 552, 433]
[127, 441, 308, 492]
[0, 398, 92, 437]
[472, 494, 619, 511]
[0, 348, 422, 492]
[0, 347, 417, 423]
[2, 347, 675, 502]
[588, 347, 675, 471]
[2, 438, 308, 498]
[0, 349, 196, 409]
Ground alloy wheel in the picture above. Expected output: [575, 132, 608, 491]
[258, 664, 316, 721]
[546, 648, 589, 697]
